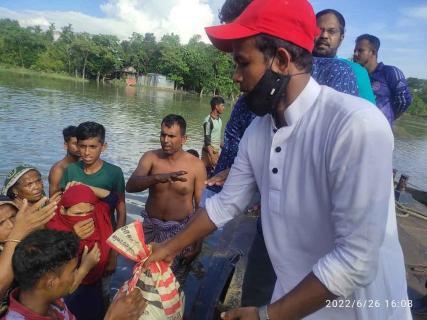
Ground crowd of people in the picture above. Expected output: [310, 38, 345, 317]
[0, 0, 415, 319]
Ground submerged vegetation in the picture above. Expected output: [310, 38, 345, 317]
[0, 19, 238, 97]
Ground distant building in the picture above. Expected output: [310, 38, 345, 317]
[138, 73, 175, 90]
[122, 66, 137, 86]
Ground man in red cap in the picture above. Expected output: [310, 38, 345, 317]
[146, 0, 410, 319]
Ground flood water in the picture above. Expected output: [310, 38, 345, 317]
[0, 69, 426, 209]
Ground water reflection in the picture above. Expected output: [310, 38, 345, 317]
[394, 115, 427, 190]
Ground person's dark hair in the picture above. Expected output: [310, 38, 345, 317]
[62, 126, 77, 143]
[210, 96, 225, 110]
[161, 114, 186, 136]
[76, 121, 106, 144]
[219, 0, 252, 23]
[6, 184, 16, 200]
[12, 229, 79, 291]
[356, 34, 380, 54]
[255, 34, 313, 72]
[187, 149, 200, 158]
[7, 169, 41, 200]
[316, 9, 346, 34]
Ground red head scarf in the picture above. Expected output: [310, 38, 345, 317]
[47, 184, 113, 284]
[60, 184, 98, 209]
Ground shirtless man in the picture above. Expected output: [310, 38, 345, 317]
[48, 126, 80, 197]
[126, 114, 206, 283]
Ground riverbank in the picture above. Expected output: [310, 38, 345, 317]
[0, 65, 88, 82]
[0, 66, 208, 96]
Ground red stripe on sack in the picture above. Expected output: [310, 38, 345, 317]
[157, 272, 175, 288]
[133, 220, 149, 250]
[149, 261, 170, 277]
[159, 261, 169, 273]
[134, 220, 145, 244]
[134, 221, 151, 258]
[160, 288, 179, 301]
[149, 263, 161, 275]
[164, 300, 183, 316]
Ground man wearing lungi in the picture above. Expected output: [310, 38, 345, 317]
[126, 114, 207, 284]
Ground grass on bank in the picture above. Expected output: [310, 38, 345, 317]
[0, 65, 88, 82]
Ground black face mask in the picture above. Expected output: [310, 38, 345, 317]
[243, 68, 291, 117]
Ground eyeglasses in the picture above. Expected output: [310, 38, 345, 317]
[319, 28, 341, 36]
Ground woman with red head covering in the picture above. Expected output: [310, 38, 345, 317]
[46, 183, 116, 320]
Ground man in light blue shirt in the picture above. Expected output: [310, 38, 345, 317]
[313, 9, 376, 104]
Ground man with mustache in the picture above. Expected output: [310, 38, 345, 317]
[313, 9, 376, 104]
[126, 114, 207, 285]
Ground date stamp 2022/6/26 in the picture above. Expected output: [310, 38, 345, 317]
[325, 299, 413, 309]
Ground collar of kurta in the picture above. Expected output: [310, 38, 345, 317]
[270, 77, 321, 128]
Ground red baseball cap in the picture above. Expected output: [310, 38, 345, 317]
[205, 0, 319, 53]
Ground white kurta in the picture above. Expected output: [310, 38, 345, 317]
[206, 78, 411, 319]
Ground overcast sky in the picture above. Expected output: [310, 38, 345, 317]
[0, 0, 426, 78]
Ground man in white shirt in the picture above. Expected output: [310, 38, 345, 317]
[145, 0, 411, 319]
[201, 96, 225, 176]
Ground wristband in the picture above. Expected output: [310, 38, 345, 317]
[258, 305, 270, 320]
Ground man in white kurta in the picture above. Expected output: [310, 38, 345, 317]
[206, 77, 411, 319]
[145, 0, 411, 318]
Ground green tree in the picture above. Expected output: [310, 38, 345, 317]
[183, 35, 212, 95]
[71, 33, 97, 79]
[90, 34, 123, 82]
[56, 24, 76, 74]
[122, 33, 147, 73]
[0, 19, 47, 68]
[141, 33, 158, 73]
[157, 33, 189, 89]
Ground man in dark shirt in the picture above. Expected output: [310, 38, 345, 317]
[354, 34, 412, 125]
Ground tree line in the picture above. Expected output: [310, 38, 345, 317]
[1, 18, 426, 113]
[407, 78, 427, 117]
[0, 19, 239, 97]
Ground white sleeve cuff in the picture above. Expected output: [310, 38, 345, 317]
[205, 193, 234, 228]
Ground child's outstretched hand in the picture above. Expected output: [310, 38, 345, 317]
[69, 244, 101, 294]
[81, 244, 101, 272]
[104, 289, 147, 320]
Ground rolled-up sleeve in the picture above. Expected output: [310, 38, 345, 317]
[312, 108, 394, 298]
[206, 130, 258, 228]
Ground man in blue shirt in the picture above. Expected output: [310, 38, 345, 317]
[313, 9, 376, 104]
[354, 34, 412, 126]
